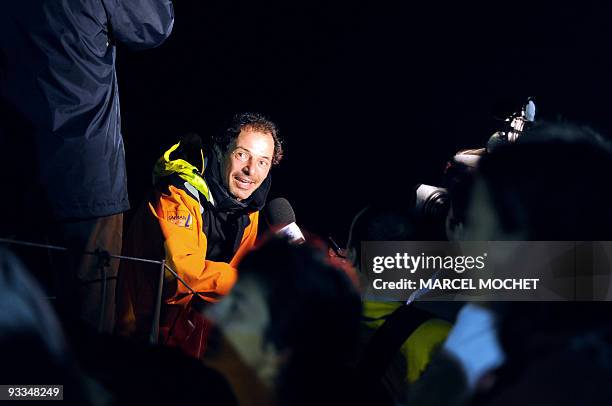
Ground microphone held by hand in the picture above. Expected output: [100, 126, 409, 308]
[264, 198, 305, 244]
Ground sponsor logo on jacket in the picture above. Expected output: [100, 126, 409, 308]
[166, 211, 193, 229]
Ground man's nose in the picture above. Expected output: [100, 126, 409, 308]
[242, 160, 255, 175]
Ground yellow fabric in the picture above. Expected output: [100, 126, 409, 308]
[362, 300, 452, 384]
[362, 300, 402, 329]
[152, 142, 211, 202]
[401, 318, 451, 383]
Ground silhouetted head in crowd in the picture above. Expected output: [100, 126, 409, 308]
[0, 249, 92, 403]
[459, 123, 612, 402]
[205, 238, 362, 404]
[0, 249, 67, 366]
[465, 122, 612, 240]
[489, 301, 612, 406]
[347, 204, 417, 270]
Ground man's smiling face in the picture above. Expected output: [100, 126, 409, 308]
[221, 127, 275, 201]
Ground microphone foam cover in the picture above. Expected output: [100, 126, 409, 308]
[264, 197, 296, 227]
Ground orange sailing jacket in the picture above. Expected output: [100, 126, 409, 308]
[153, 184, 258, 306]
[116, 143, 261, 352]
[116, 183, 259, 343]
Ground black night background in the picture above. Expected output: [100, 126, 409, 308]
[117, 1, 612, 243]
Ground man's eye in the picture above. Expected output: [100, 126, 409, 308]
[235, 152, 248, 161]
[258, 160, 269, 168]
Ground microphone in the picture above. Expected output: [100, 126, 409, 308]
[264, 198, 306, 244]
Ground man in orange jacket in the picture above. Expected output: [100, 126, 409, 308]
[116, 113, 283, 357]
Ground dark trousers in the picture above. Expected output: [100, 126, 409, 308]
[48, 214, 123, 333]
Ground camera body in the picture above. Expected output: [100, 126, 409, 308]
[413, 98, 536, 240]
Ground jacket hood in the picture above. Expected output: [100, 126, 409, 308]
[153, 141, 211, 202]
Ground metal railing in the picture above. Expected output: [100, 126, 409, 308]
[0, 238, 199, 344]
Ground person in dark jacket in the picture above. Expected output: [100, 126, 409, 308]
[0, 0, 174, 332]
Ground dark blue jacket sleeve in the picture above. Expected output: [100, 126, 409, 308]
[102, 0, 174, 50]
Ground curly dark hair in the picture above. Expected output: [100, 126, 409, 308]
[214, 112, 284, 165]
